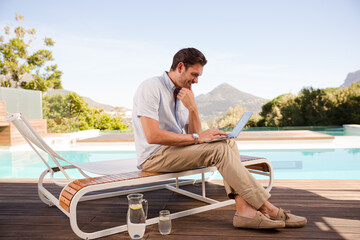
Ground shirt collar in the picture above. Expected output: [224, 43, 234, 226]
[162, 71, 177, 92]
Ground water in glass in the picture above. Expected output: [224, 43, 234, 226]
[158, 210, 171, 235]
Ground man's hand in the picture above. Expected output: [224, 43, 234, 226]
[198, 128, 228, 143]
[177, 88, 196, 111]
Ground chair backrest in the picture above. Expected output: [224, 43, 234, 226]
[7, 113, 74, 180]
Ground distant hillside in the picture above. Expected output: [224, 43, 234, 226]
[0, 73, 33, 86]
[340, 69, 360, 88]
[195, 83, 268, 123]
[44, 89, 128, 112]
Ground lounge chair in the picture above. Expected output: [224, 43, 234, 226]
[7, 112, 274, 239]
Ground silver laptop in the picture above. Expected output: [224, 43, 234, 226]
[209, 112, 253, 142]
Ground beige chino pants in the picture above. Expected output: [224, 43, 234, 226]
[141, 139, 270, 209]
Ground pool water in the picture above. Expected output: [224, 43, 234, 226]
[0, 149, 359, 179]
[240, 148, 360, 179]
[243, 126, 360, 136]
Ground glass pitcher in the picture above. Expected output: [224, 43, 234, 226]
[127, 193, 148, 239]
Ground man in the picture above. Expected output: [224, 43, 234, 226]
[132, 48, 307, 229]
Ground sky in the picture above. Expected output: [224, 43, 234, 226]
[0, 0, 359, 109]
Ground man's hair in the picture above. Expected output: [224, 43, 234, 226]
[170, 48, 207, 71]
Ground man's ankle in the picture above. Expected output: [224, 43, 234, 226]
[259, 205, 279, 218]
[236, 208, 257, 218]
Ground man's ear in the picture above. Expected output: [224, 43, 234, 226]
[177, 62, 185, 73]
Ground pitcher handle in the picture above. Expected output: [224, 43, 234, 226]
[142, 199, 148, 219]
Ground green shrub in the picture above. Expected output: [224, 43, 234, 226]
[43, 93, 127, 133]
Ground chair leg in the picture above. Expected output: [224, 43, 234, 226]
[38, 189, 53, 206]
[69, 186, 128, 239]
[201, 172, 206, 198]
[266, 162, 274, 192]
[38, 169, 54, 206]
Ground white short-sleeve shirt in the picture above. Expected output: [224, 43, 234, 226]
[132, 72, 189, 168]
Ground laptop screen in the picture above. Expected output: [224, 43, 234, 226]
[227, 112, 253, 138]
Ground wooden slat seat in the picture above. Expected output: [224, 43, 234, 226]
[240, 155, 270, 172]
[59, 171, 163, 212]
[59, 155, 270, 213]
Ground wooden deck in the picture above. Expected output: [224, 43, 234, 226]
[235, 130, 334, 141]
[78, 133, 136, 142]
[0, 179, 359, 240]
[77, 130, 334, 143]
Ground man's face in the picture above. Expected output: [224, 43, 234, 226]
[178, 63, 203, 89]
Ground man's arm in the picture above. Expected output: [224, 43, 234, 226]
[140, 116, 194, 146]
[177, 87, 201, 134]
[185, 107, 201, 134]
[140, 116, 227, 146]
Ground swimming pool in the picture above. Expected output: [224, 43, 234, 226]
[102, 127, 360, 136]
[1, 148, 359, 179]
[245, 126, 360, 136]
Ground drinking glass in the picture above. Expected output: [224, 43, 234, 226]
[158, 210, 171, 235]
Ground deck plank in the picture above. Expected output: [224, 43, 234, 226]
[0, 179, 359, 239]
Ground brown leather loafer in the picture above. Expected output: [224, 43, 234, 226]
[272, 208, 307, 228]
[233, 211, 285, 229]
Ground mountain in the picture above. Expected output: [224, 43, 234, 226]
[195, 83, 268, 123]
[340, 69, 360, 88]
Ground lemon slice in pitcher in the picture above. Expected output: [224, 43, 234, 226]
[130, 204, 143, 210]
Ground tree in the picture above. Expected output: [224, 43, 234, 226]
[330, 82, 360, 124]
[0, 14, 62, 91]
[257, 84, 360, 127]
[210, 104, 251, 129]
[43, 93, 128, 133]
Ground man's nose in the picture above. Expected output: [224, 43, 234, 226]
[193, 77, 198, 83]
